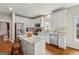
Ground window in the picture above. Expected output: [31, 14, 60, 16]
[74, 16, 79, 40]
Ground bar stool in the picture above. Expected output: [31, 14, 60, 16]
[12, 39, 23, 55]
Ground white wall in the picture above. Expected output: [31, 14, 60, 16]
[15, 15, 26, 23]
[0, 12, 11, 40]
[43, 14, 53, 31]
[0, 12, 11, 22]
[66, 5, 79, 49]
[0, 23, 7, 36]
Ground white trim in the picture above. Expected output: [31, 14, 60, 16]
[66, 42, 79, 50]
[42, 16, 44, 27]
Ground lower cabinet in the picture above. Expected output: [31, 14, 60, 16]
[49, 35, 58, 46]
[58, 35, 66, 49]
[21, 39, 46, 55]
[35, 39, 46, 55]
[45, 35, 50, 44]
[21, 40, 34, 55]
[49, 34, 66, 49]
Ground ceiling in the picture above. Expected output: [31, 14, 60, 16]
[0, 3, 79, 17]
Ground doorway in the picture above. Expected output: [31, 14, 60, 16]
[15, 23, 24, 39]
[0, 22, 10, 41]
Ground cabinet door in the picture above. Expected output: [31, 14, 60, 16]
[57, 10, 66, 27]
[50, 35, 57, 45]
[53, 13, 58, 28]
[53, 10, 66, 28]
[50, 36, 55, 44]
[21, 40, 34, 55]
[58, 35, 66, 49]
[45, 34, 50, 44]
[35, 39, 46, 55]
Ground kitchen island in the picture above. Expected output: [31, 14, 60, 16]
[18, 34, 47, 55]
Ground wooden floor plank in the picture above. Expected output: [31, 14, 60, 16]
[46, 44, 79, 55]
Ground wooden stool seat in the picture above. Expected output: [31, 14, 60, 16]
[12, 39, 22, 55]
[0, 40, 12, 55]
[13, 42, 21, 49]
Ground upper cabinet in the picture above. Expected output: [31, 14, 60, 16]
[32, 17, 42, 27]
[53, 10, 67, 28]
[15, 15, 42, 27]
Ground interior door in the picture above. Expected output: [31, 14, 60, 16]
[7, 23, 10, 38]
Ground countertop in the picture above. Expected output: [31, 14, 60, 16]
[18, 34, 48, 44]
[49, 32, 65, 36]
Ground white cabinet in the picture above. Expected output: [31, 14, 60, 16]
[35, 39, 46, 55]
[58, 34, 66, 49]
[50, 10, 67, 49]
[49, 33, 66, 49]
[53, 10, 67, 28]
[53, 13, 58, 28]
[18, 35, 46, 55]
[21, 39, 46, 55]
[49, 34, 58, 45]
[57, 10, 66, 27]
[45, 34, 50, 44]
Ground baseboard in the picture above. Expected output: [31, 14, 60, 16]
[66, 42, 79, 50]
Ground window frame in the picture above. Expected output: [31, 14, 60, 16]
[74, 16, 79, 41]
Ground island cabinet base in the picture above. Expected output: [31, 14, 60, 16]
[21, 39, 46, 55]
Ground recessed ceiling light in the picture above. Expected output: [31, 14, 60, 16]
[46, 14, 51, 17]
[9, 7, 13, 11]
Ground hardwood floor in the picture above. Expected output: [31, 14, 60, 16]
[12, 43, 79, 55]
[0, 40, 12, 55]
[46, 44, 79, 55]
[0, 38, 79, 55]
